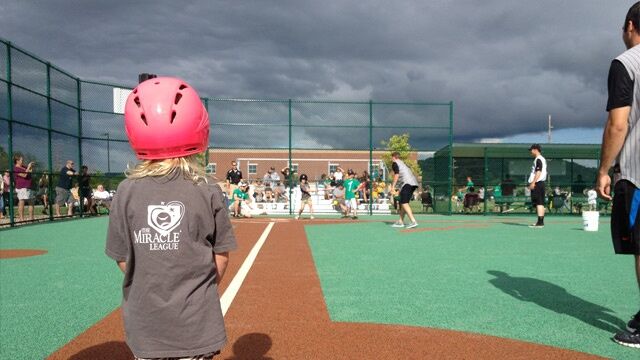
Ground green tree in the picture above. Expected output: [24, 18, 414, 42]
[381, 133, 422, 180]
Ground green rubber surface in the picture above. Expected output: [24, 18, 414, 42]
[0, 217, 122, 359]
[306, 215, 638, 359]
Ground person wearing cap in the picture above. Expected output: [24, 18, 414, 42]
[295, 174, 314, 220]
[596, 2, 640, 347]
[527, 144, 547, 228]
[390, 152, 419, 228]
[343, 169, 361, 219]
[232, 181, 252, 218]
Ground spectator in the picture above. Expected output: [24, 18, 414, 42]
[263, 167, 275, 188]
[253, 180, 265, 203]
[587, 187, 598, 211]
[572, 174, 588, 195]
[421, 189, 433, 212]
[225, 160, 243, 198]
[93, 184, 112, 212]
[466, 176, 475, 191]
[359, 171, 370, 203]
[501, 174, 516, 196]
[79, 165, 95, 215]
[37, 171, 50, 215]
[463, 187, 480, 213]
[55, 160, 77, 217]
[334, 166, 344, 186]
[13, 155, 35, 222]
[2, 170, 10, 217]
[271, 170, 282, 202]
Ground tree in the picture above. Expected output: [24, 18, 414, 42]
[381, 133, 422, 179]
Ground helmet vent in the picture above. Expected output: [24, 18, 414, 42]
[133, 97, 141, 108]
[174, 93, 182, 105]
[179, 84, 188, 90]
[171, 111, 177, 124]
[132, 88, 138, 94]
[140, 113, 148, 126]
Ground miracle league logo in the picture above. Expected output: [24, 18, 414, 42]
[133, 201, 185, 251]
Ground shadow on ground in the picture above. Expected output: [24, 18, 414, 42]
[487, 270, 625, 333]
[225, 333, 273, 360]
[66, 341, 132, 360]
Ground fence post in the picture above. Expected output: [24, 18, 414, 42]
[46, 63, 54, 221]
[483, 147, 488, 215]
[369, 100, 373, 216]
[6, 42, 15, 226]
[448, 101, 454, 215]
[288, 99, 292, 215]
[77, 78, 84, 218]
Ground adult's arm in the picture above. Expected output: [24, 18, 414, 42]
[596, 106, 630, 200]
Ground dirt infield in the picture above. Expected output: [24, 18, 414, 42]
[47, 219, 604, 359]
[0, 249, 47, 259]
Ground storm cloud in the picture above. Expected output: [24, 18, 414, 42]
[0, 0, 631, 142]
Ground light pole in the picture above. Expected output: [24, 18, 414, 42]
[102, 132, 111, 174]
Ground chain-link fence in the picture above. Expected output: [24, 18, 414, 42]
[1, 38, 454, 227]
[436, 144, 603, 215]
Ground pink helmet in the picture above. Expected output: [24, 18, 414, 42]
[124, 77, 209, 160]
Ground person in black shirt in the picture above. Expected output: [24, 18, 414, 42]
[55, 160, 77, 217]
[79, 165, 95, 215]
[225, 161, 243, 198]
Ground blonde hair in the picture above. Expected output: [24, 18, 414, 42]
[125, 155, 208, 184]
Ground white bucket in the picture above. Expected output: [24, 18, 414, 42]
[582, 211, 599, 232]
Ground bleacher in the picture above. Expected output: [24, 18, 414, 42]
[247, 183, 392, 215]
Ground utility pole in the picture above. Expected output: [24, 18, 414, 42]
[547, 114, 553, 143]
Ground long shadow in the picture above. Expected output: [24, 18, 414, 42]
[487, 270, 625, 333]
[225, 333, 273, 360]
[67, 341, 132, 360]
[501, 222, 529, 227]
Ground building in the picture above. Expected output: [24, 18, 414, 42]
[206, 149, 418, 182]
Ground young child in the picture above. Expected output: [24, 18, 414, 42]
[105, 77, 237, 360]
[343, 169, 361, 219]
[295, 173, 314, 220]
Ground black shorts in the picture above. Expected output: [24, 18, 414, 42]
[399, 184, 418, 204]
[611, 180, 640, 255]
[530, 181, 545, 206]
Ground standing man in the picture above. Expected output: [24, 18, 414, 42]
[527, 144, 547, 228]
[597, 2, 640, 348]
[55, 160, 77, 217]
[225, 160, 242, 198]
[390, 151, 419, 229]
[343, 169, 360, 219]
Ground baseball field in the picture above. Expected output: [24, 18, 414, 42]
[0, 215, 638, 359]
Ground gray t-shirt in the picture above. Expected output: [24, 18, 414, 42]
[105, 173, 237, 358]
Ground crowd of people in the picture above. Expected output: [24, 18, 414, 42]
[222, 160, 416, 219]
[1, 155, 113, 223]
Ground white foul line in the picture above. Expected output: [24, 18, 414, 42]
[220, 221, 275, 316]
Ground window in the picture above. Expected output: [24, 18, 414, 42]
[329, 163, 339, 174]
[205, 163, 216, 174]
[248, 163, 257, 175]
[291, 163, 299, 174]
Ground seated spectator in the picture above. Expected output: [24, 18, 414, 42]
[501, 174, 516, 196]
[587, 187, 598, 211]
[421, 189, 433, 212]
[463, 187, 480, 212]
[93, 184, 112, 212]
[232, 181, 253, 218]
[572, 174, 587, 196]
[333, 167, 344, 186]
[253, 180, 265, 203]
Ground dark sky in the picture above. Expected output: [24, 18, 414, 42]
[0, 0, 633, 143]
